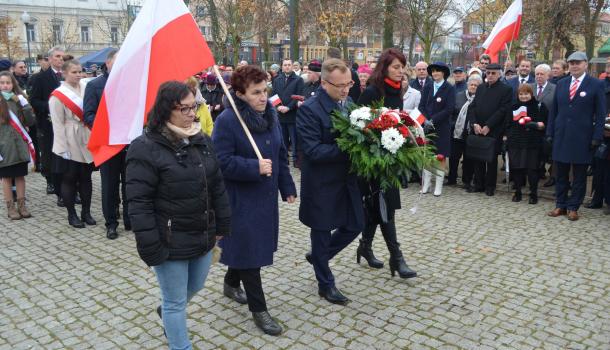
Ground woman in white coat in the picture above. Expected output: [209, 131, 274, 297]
[49, 59, 95, 228]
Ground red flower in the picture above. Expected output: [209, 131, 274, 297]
[399, 126, 410, 137]
[416, 137, 426, 145]
[436, 154, 445, 161]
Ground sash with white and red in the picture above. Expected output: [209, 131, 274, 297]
[50, 85, 89, 129]
[8, 109, 36, 164]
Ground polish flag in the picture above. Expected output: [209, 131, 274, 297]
[88, 0, 215, 166]
[269, 94, 282, 107]
[512, 106, 527, 121]
[482, 0, 522, 63]
[407, 108, 426, 137]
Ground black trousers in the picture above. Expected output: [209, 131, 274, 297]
[512, 168, 539, 194]
[36, 123, 53, 179]
[590, 157, 610, 205]
[555, 162, 587, 211]
[448, 138, 474, 185]
[100, 150, 128, 229]
[224, 267, 267, 313]
[474, 156, 498, 191]
[310, 227, 360, 290]
[61, 161, 93, 214]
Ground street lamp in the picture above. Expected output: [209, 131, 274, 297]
[20, 11, 32, 74]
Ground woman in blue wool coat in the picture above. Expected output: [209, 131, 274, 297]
[212, 65, 296, 336]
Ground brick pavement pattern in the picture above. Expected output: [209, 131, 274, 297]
[1, 170, 609, 349]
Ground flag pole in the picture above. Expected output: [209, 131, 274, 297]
[212, 65, 264, 161]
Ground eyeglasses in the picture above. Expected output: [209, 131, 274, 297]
[324, 80, 354, 90]
[486, 71, 500, 75]
[175, 103, 200, 115]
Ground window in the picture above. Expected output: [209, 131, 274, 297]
[199, 26, 206, 35]
[470, 24, 483, 35]
[81, 25, 91, 42]
[52, 24, 62, 43]
[26, 24, 36, 42]
[110, 26, 118, 44]
[195, 5, 205, 18]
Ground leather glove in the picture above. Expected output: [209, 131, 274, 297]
[591, 139, 601, 151]
[422, 120, 435, 133]
[525, 122, 538, 130]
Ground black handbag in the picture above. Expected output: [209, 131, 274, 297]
[465, 135, 497, 163]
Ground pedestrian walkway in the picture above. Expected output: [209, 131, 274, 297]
[1, 170, 608, 349]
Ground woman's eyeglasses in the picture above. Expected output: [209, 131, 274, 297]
[175, 103, 200, 115]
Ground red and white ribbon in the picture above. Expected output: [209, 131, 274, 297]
[8, 109, 36, 164]
[50, 85, 88, 128]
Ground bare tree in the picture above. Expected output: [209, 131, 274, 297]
[580, 0, 609, 59]
[0, 16, 23, 60]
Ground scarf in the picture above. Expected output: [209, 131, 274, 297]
[433, 80, 444, 96]
[384, 77, 402, 89]
[229, 92, 275, 133]
[165, 121, 202, 139]
[1, 91, 14, 100]
[453, 90, 474, 139]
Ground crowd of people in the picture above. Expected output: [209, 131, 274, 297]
[1, 45, 609, 349]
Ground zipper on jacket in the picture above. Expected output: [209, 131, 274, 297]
[166, 218, 172, 244]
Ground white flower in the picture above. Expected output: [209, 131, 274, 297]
[381, 127, 405, 154]
[378, 107, 390, 114]
[349, 107, 372, 129]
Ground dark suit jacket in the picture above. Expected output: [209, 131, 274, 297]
[271, 72, 304, 124]
[547, 74, 606, 164]
[296, 87, 364, 232]
[83, 72, 108, 127]
[508, 75, 535, 102]
[419, 80, 456, 156]
[29, 68, 61, 129]
[529, 82, 556, 113]
[467, 80, 513, 140]
[409, 77, 433, 92]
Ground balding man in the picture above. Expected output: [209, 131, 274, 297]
[409, 61, 432, 91]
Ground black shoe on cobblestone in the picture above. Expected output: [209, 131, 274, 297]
[106, 227, 118, 240]
[68, 213, 85, 228]
[318, 286, 349, 305]
[223, 282, 247, 304]
[57, 197, 65, 207]
[252, 311, 282, 336]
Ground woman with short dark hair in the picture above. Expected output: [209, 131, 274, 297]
[212, 65, 296, 336]
[357, 48, 417, 279]
[126, 81, 231, 350]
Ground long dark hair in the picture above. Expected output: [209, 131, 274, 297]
[0, 97, 8, 125]
[369, 48, 407, 96]
[147, 81, 193, 132]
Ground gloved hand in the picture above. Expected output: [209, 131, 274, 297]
[525, 122, 538, 130]
[422, 120, 435, 133]
[591, 139, 601, 151]
[17, 94, 29, 107]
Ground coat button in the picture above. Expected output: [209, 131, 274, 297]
[266, 140, 270, 145]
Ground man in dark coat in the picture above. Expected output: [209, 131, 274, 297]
[29, 46, 64, 202]
[410, 61, 433, 91]
[452, 66, 467, 94]
[296, 58, 364, 305]
[301, 60, 321, 100]
[507, 59, 535, 102]
[200, 73, 224, 121]
[467, 63, 513, 196]
[83, 49, 129, 240]
[546, 52, 607, 221]
[11, 60, 30, 91]
[272, 59, 304, 166]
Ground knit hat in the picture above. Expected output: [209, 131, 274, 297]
[0, 59, 11, 72]
[308, 60, 321, 72]
[357, 64, 372, 75]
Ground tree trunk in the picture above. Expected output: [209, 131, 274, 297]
[261, 31, 271, 62]
[289, 0, 299, 61]
[407, 30, 416, 63]
[342, 36, 348, 60]
[206, 0, 222, 61]
[383, 0, 397, 49]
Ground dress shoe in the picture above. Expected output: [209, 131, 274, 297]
[318, 286, 349, 305]
[56, 197, 65, 207]
[75, 193, 82, 205]
[389, 257, 417, 279]
[485, 189, 495, 196]
[584, 202, 602, 209]
[305, 252, 313, 264]
[68, 213, 85, 228]
[547, 208, 567, 217]
[512, 192, 522, 202]
[124, 222, 132, 231]
[106, 227, 118, 240]
[528, 193, 538, 204]
[252, 311, 282, 336]
[223, 282, 247, 304]
[81, 212, 97, 225]
[46, 183, 55, 195]
[567, 210, 579, 221]
[543, 178, 555, 187]
[356, 239, 384, 269]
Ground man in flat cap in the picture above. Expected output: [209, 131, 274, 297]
[546, 51, 606, 221]
[467, 63, 513, 196]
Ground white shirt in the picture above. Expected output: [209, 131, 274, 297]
[570, 72, 586, 91]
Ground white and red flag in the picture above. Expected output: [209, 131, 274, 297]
[269, 94, 282, 107]
[88, 0, 215, 166]
[482, 0, 522, 63]
[512, 106, 527, 120]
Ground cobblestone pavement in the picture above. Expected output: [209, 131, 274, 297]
[1, 169, 609, 350]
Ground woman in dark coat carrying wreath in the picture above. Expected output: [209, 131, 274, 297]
[356, 48, 417, 279]
[212, 65, 296, 336]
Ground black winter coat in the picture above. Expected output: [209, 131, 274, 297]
[467, 80, 513, 143]
[126, 127, 231, 266]
[506, 99, 547, 149]
[83, 73, 108, 127]
[271, 72, 304, 124]
[201, 85, 224, 121]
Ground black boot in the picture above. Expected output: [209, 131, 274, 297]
[356, 239, 384, 269]
[381, 219, 417, 279]
[529, 193, 538, 204]
[68, 210, 85, 228]
[81, 211, 97, 225]
[252, 311, 282, 336]
[512, 190, 522, 202]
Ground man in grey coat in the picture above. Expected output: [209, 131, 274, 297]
[530, 63, 556, 185]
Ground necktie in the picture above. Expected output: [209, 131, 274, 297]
[56, 71, 62, 81]
[569, 79, 579, 100]
[538, 85, 543, 99]
[420, 80, 424, 88]
[520, 78, 526, 84]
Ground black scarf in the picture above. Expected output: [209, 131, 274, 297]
[226, 92, 276, 133]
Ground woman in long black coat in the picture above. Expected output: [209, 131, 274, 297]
[212, 65, 296, 336]
[506, 84, 547, 204]
[356, 48, 417, 279]
[418, 62, 455, 196]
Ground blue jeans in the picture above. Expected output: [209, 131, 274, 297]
[153, 251, 213, 350]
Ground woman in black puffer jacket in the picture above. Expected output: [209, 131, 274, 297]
[126, 81, 230, 350]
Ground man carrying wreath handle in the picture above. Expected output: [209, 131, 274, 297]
[296, 58, 364, 305]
